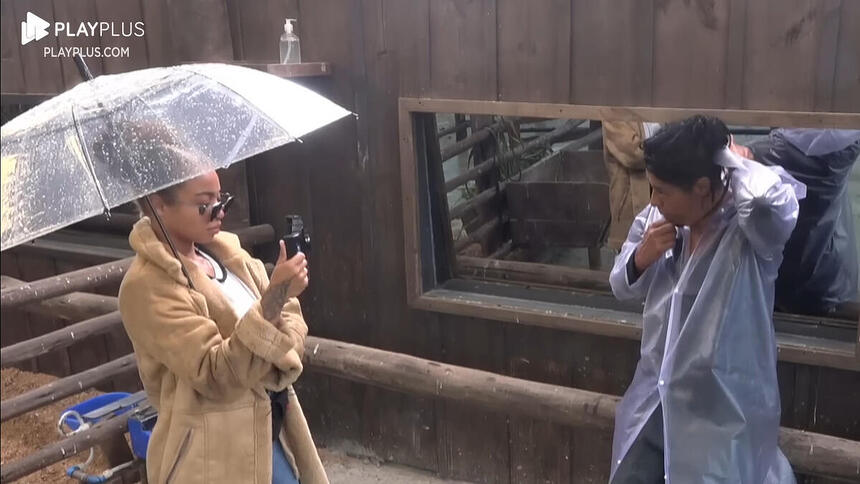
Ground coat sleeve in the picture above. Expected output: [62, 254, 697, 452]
[246, 257, 309, 391]
[119, 273, 304, 401]
[717, 148, 805, 260]
[603, 121, 646, 170]
[609, 205, 660, 301]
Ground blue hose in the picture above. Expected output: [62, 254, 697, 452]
[66, 466, 108, 483]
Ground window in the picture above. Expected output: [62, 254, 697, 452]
[399, 98, 860, 371]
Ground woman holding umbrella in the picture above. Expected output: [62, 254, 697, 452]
[1, 59, 352, 484]
[118, 141, 327, 483]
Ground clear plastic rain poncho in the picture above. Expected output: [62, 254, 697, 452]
[609, 148, 806, 483]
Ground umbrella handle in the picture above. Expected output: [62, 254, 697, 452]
[144, 196, 197, 291]
[74, 54, 94, 81]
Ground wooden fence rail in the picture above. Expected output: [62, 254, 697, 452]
[0, 224, 274, 309]
[0, 354, 138, 423]
[1, 333, 857, 481]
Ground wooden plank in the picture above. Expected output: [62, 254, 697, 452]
[0, 411, 135, 483]
[1, 257, 133, 309]
[10, 0, 65, 95]
[357, 0, 440, 473]
[570, 0, 653, 106]
[0, 225, 273, 309]
[724, 0, 749, 108]
[509, 219, 607, 248]
[456, 256, 611, 292]
[813, 1, 842, 111]
[497, 0, 570, 102]
[505, 324, 572, 484]
[653, 0, 730, 108]
[237, 62, 333, 78]
[414, 289, 859, 371]
[507, 182, 609, 222]
[0, 275, 116, 323]
[742, 0, 841, 110]
[163, 0, 234, 62]
[400, 100, 423, 303]
[1, 311, 121, 368]
[54, 259, 112, 387]
[93, 0, 149, 74]
[14, 254, 72, 377]
[139, 0, 173, 67]
[428, 0, 498, 100]
[52, 0, 105, 89]
[0, 253, 38, 372]
[569, 331, 637, 483]
[434, 314, 510, 483]
[234, 0, 299, 62]
[0, 354, 137, 422]
[293, 0, 369, 452]
[400, 97, 860, 128]
[0, 0, 26, 94]
[301, 335, 860, 481]
[832, 0, 860, 112]
[810, 367, 860, 439]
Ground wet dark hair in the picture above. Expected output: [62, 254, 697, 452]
[643, 115, 729, 193]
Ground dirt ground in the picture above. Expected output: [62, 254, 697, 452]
[1, 368, 471, 484]
[319, 448, 473, 484]
[1, 367, 113, 483]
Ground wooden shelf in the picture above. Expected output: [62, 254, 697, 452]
[231, 61, 332, 79]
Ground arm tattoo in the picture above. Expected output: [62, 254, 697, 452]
[260, 279, 290, 322]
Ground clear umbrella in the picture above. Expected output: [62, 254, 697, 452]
[0, 61, 351, 251]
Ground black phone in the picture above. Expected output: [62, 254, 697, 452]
[282, 215, 311, 258]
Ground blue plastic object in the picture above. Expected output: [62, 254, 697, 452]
[128, 409, 156, 460]
[66, 466, 108, 483]
[61, 393, 131, 431]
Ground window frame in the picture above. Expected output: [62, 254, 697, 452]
[398, 97, 860, 371]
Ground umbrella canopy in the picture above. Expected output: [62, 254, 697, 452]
[0, 63, 351, 250]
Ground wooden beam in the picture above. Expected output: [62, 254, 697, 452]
[0, 224, 275, 309]
[449, 183, 507, 221]
[414, 288, 859, 372]
[444, 121, 596, 192]
[440, 121, 505, 162]
[0, 258, 132, 310]
[1, 311, 123, 368]
[302, 336, 860, 480]
[0, 276, 117, 322]
[437, 120, 470, 138]
[454, 216, 507, 253]
[1, 332, 856, 480]
[456, 256, 611, 292]
[0, 354, 138, 422]
[488, 240, 514, 259]
[400, 98, 860, 129]
[0, 93, 53, 105]
[0, 412, 135, 483]
[231, 61, 332, 78]
[71, 213, 139, 233]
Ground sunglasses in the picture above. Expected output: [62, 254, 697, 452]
[177, 192, 235, 221]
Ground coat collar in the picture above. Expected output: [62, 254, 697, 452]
[129, 217, 262, 332]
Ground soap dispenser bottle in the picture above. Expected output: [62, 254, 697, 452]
[279, 18, 301, 64]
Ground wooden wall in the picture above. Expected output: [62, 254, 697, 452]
[2, 1, 858, 482]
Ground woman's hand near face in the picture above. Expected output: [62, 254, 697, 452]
[261, 240, 308, 321]
[634, 220, 677, 273]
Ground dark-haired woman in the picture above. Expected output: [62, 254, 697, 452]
[608, 116, 805, 483]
